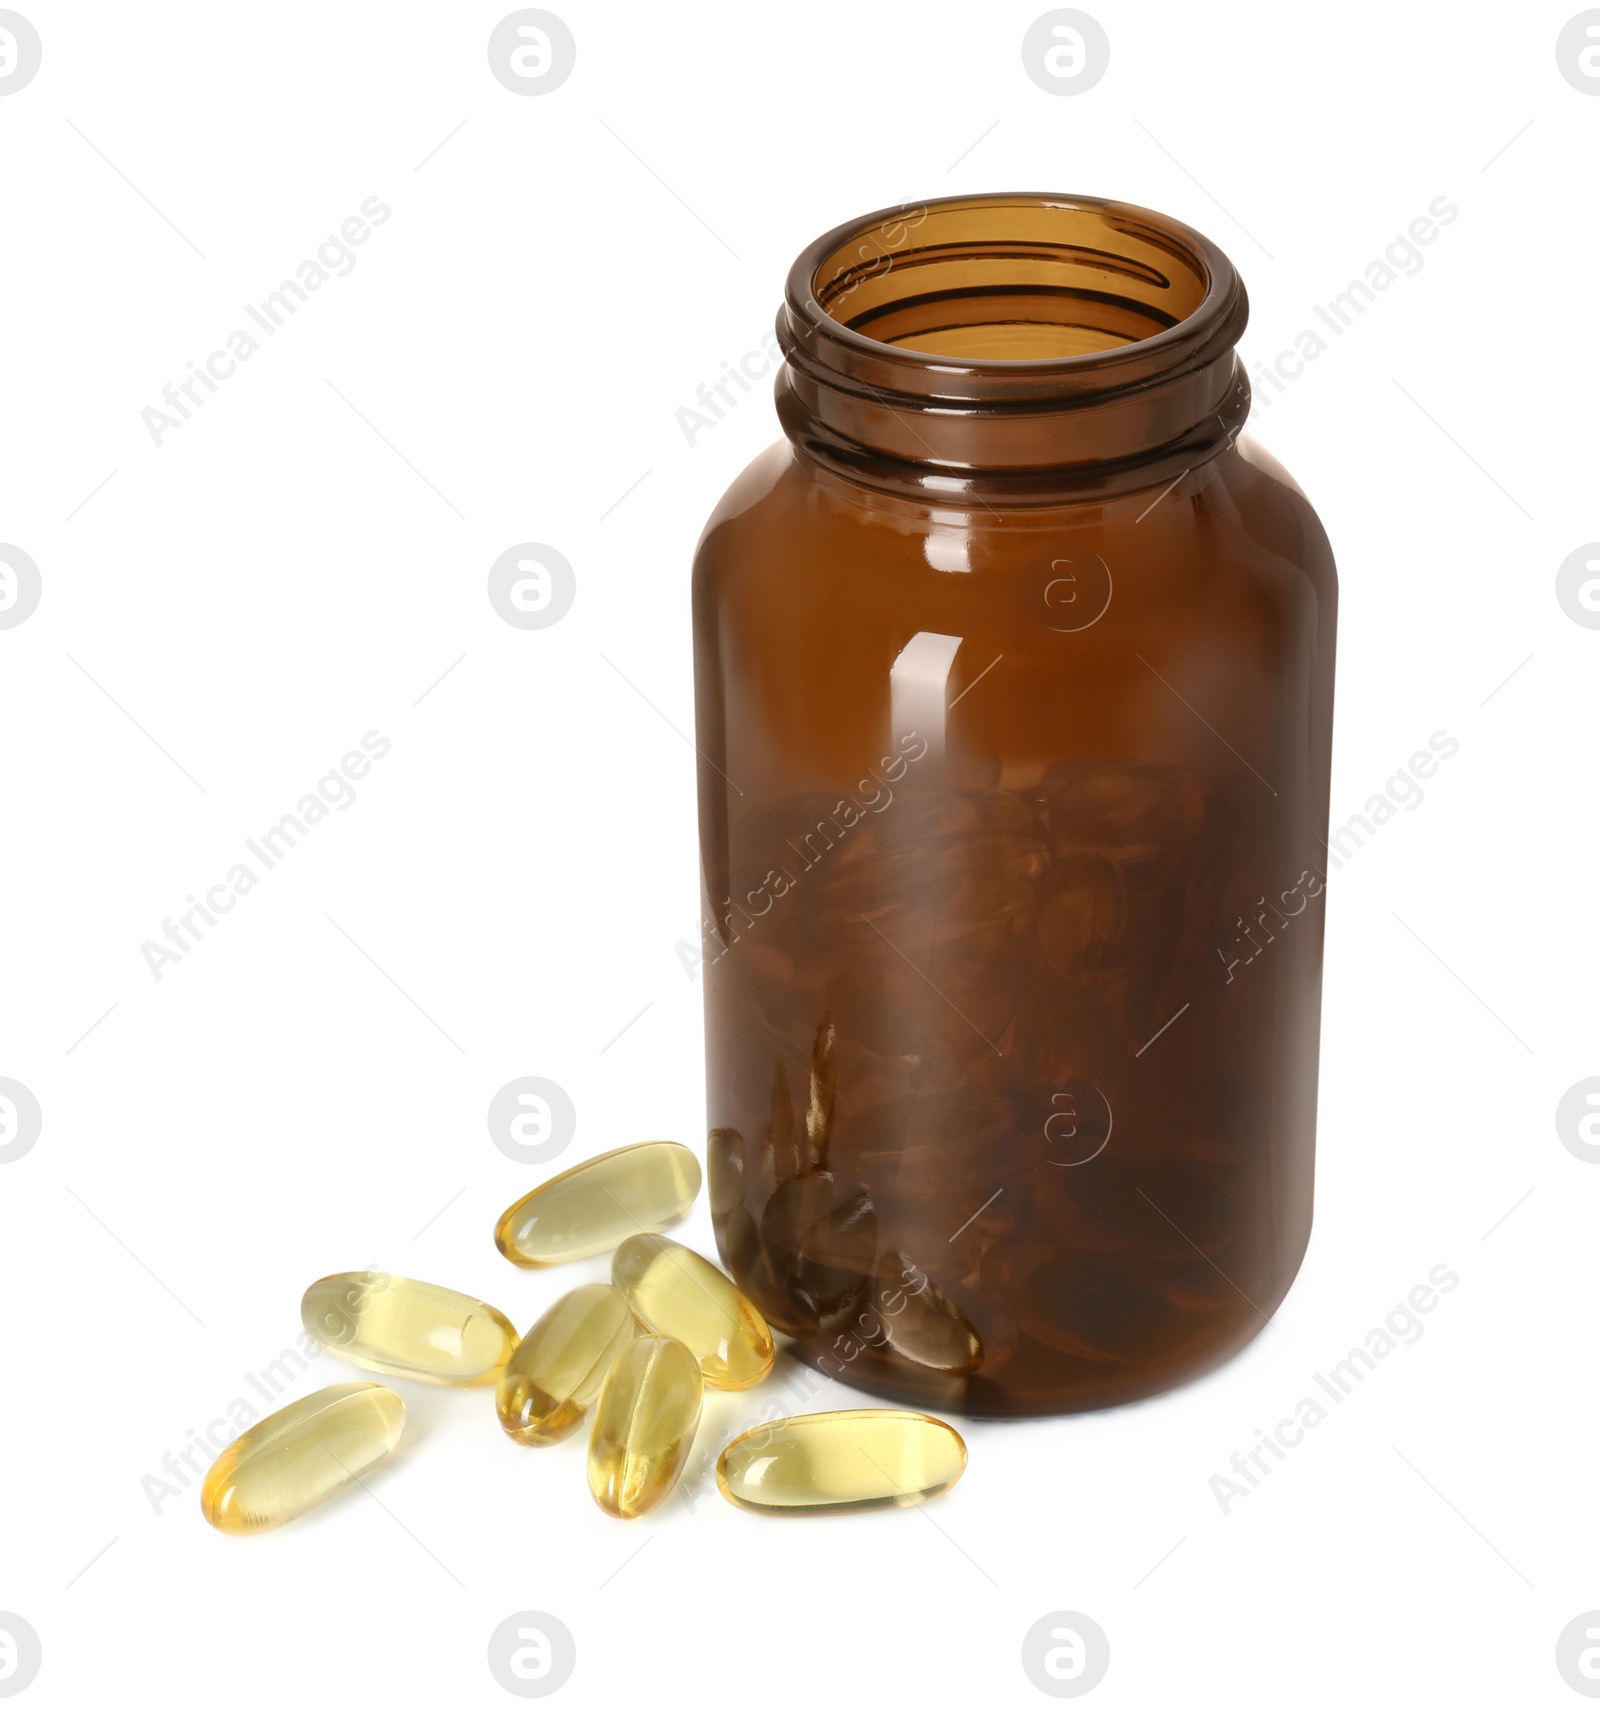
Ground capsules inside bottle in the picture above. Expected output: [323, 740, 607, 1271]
[872, 1251, 984, 1376]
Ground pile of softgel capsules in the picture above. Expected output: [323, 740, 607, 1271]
[200, 1141, 967, 1533]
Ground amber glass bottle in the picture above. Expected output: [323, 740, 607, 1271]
[691, 194, 1336, 1417]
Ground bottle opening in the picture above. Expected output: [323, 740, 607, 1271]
[777, 193, 1250, 501]
[811, 201, 1211, 363]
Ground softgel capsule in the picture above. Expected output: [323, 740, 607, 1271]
[716, 1410, 967, 1515]
[202, 1383, 405, 1535]
[495, 1142, 702, 1266]
[612, 1233, 774, 1390]
[301, 1272, 519, 1386]
[587, 1335, 703, 1519]
[498, 1284, 637, 1446]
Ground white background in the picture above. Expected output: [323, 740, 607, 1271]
[1, 1, 1596, 1703]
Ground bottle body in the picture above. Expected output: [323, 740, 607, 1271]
[691, 196, 1336, 1417]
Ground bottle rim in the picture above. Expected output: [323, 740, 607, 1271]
[775, 192, 1251, 500]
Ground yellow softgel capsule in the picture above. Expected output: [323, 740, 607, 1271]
[494, 1142, 702, 1267]
[716, 1410, 967, 1515]
[611, 1233, 774, 1390]
[201, 1382, 405, 1535]
[587, 1335, 703, 1519]
[497, 1283, 637, 1445]
[301, 1272, 518, 1386]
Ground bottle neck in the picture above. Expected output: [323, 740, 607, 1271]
[774, 194, 1251, 506]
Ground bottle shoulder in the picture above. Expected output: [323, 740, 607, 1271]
[693, 437, 1336, 604]
[692, 442, 797, 560]
[1228, 434, 1339, 599]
